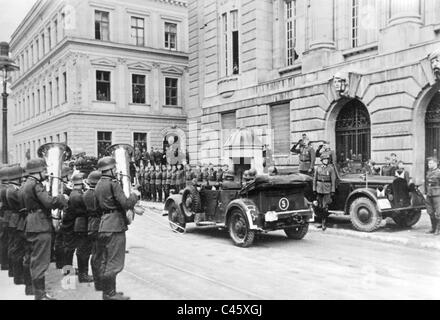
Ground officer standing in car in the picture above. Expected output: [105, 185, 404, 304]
[23, 159, 67, 300]
[426, 157, 440, 235]
[95, 157, 139, 300]
[313, 153, 336, 231]
[291, 136, 316, 175]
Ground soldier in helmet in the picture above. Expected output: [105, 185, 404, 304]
[194, 164, 203, 185]
[95, 156, 140, 300]
[83, 170, 103, 291]
[155, 165, 163, 203]
[5, 166, 26, 286]
[23, 159, 68, 300]
[242, 170, 250, 186]
[313, 153, 336, 231]
[426, 157, 440, 235]
[177, 164, 185, 192]
[185, 164, 194, 188]
[71, 173, 94, 283]
[143, 166, 151, 201]
[149, 166, 156, 202]
[0, 166, 11, 273]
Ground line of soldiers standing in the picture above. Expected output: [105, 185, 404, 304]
[139, 163, 230, 202]
[0, 155, 140, 300]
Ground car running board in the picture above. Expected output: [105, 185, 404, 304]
[196, 221, 218, 227]
[328, 210, 346, 216]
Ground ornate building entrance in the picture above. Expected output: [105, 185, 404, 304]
[335, 99, 371, 164]
[426, 91, 440, 161]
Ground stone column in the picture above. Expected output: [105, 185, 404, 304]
[309, 0, 335, 50]
[389, 0, 421, 25]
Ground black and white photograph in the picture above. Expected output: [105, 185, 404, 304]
[0, 0, 439, 305]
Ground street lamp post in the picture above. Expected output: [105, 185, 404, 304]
[0, 42, 19, 164]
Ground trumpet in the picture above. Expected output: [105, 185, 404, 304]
[106, 144, 144, 225]
[37, 143, 72, 231]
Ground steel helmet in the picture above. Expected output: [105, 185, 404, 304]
[248, 168, 257, 177]
[97, 157, 116, 172]
[71, 172, 85, 186]
[320, 153, 331, 161]
[25, 158, 48, 174]
[87, 171, 102, 186]
[61, 165, 73, 179]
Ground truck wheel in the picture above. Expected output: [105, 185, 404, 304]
[392, 209, 422, 228]
[182, 186, 201, 218]
[168, 202, 186, 234]
[349, 197, 382, 232]
[228, 209, 255, 248]
[284, 223, 309, 240]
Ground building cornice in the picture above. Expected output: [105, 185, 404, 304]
[12, 111, 187, 136]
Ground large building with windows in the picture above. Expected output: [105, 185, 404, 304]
[10, 0, 188, 163]
[188, 0, 440, 185]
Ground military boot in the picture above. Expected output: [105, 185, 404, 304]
[426, 217, 437, 234]
[13, 260, 24, 285]
[322, 217, 327, 231]
[23, 267, 34, 296]
[55, 247, 64, 269]
[434, 219, 440, 236]
[33, 278, 56, 300]
[63, 250, 75, 275]
[102, 277, 129, 300]
[94, 275, 103, 291]
[77, 256, 94, 283]
[8, 259, 14, 277]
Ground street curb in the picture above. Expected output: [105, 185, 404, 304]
[308, 224, 440, 251]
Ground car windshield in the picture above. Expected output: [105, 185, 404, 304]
[335, 160, 371, 177]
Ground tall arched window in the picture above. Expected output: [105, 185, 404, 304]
[426, 91, 440, 161]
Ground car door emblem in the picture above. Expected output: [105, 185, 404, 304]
[279, 198, 289, 211]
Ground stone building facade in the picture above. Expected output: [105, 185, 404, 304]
[10, 0, 188, 163]
[188, 0, 440, 185]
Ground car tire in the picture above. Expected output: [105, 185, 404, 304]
[228, 209, 255, 248]
[392, 209, 422, 228]
[349, 197, 382, 232]
[181, 186, 201, 218]
[168, 202, 186, 234]
[284, 223, 309, 240]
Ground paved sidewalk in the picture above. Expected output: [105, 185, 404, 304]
[309, 210, 440, 251]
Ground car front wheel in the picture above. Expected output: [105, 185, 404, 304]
[392, 209, 422, 228]
[284, 223, 309, 240]
[228, 209, 255, 248]
[168, 202, 186, 234]
[349, 197, 382, 232]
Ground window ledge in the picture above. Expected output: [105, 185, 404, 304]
[93, 100, 116, 104]
[342, 42, 378, 58]
[163, 105, 181, 108]
[278, 62, 302, 76]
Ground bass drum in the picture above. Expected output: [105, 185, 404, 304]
[181, 186, 201, 218]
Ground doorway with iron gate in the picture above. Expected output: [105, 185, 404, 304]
[335, 99, 371, 166]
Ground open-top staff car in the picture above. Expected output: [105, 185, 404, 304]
[164, 174, 314, 247]
[312, 164, 427, 232]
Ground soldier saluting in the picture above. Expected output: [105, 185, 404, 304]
[291, 135, 316, 175]
[313, 153, 336, 231]
[95, 157, 139, 300]
[426, 157, 440, 235]
[22, 159, 68, 300]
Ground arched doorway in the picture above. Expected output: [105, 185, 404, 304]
[426, 91, 440, 161]
[335, 99, 371, 164]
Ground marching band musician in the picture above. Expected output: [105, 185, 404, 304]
[0, 167, 11, 273]
[22, 159, 68, 300]
[83, 171, 103, 291]
[95, 156, 140, 300]
[70, 173, 94, 283]
[5, 166, 26, 286]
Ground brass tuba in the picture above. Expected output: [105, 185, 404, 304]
[106, 144, 144, 225]
[37, 143, 72, 231]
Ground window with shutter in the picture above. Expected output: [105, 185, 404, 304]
[270, 104, 290, 156]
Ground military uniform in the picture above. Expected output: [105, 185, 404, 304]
[164, 170, 172, 200]
[426, 167, 440, 235]
[293, 144, 316, 174]
[170, 169, 177, 193]
[155, 170, 163, 202]
[207, 168, 217, 188]
[0, 179, 12, 274]
[216, 168, 224, 184]
[23, 160, 67, 300]
[150, 170, 156, 202]
[83, 171, 103, 291]
[185, 168, 194, 187]
[143, 169, 151, 201]
[176, 168, 185, 192]
[313, 157, 336, 230]
[95, 171, 138, 300]
[194, 168, 203, 185]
